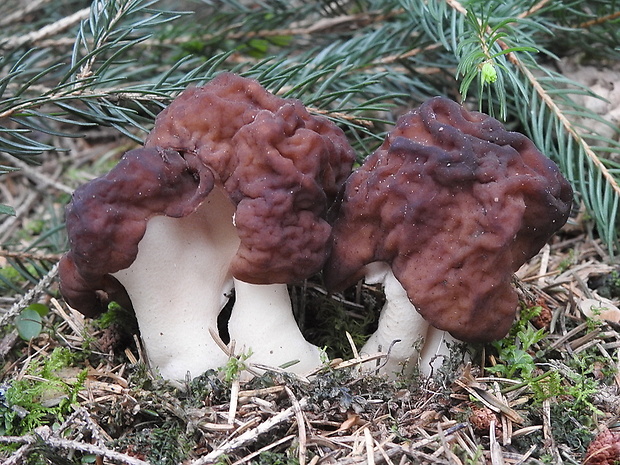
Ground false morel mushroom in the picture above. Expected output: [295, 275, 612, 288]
[59, 73, 355, 380]
[584, 428, 620, 465]
[324, 96, 573, 376]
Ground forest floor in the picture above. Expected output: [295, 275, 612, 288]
[1, 92, 620, 465]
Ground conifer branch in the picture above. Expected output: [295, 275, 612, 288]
[444, 0, 620, 252]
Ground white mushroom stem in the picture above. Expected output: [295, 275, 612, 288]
[418, 326, 463, 377]
[113, 187, 239, 381]
[228, 279, 322, 375]
[360, 262, 463, 377]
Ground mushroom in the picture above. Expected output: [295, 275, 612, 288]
[584, 428, 620, 465]
[323, 96, 573, 376]
[59, 73, 355, 380]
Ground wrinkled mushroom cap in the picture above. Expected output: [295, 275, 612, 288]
[584, 428, 620, 465]
[145, 73, 354, 284]
[59, 73, 354, 316]
[324, 96, 573, 342]
[59, 147, 213, 316]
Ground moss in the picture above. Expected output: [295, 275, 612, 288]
[112, 422, 192, 465]
[0, 347, 87, 436]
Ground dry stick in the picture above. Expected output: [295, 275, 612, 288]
[4, 443, 33, 465]
[364, 428, 376, 465]
[375, 435, 397, 465]
[191, 398, 308, 465]
[0, 0, 51, 28]
[537, 244, 551, 288]
[489, 421, 505, 465]
[0, 249, 62, 262]
[518, 0, 553, 18]
[25, 7, 402, 51]
[285, 386, 308, 465]
[0, 191, 38, 242]
[337, 439, 443, 465]
[405, 423, 468, 454]
[0, 88, 167, 119]
[376, 42, 443, 67]
[151, 9, 400, 45]
[50, 297, 85, 340]
[0, 262, 58, 327]
[548, 321, 590, 351]
[228, 378, 240, 426]
[231, 435, 296, 465]
[3, 155, 74, 195]
[435, 422, 460, 464]
[71, 406, 110, 448]
[346, 331, 361, 360]
[0, 7, 90, 49]
[578, 11, 620, 29]
[0, 426, 151, 465]
[514, 445, 538, 465]
[541, 399, 563, 465]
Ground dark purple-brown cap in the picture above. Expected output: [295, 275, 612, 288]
[59, 147, 213, 317]
[323, 96, 573, 342]
[145, 73, 354, 284]
[584, 428, 620, 465]
[59, 73, 355, 316]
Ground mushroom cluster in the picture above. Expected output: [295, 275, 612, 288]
[323, 96, 573, 375]
[59, 73, 355, 380]
[58, 74, 573, 381]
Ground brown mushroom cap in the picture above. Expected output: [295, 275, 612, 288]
[59, 147, 213, 317]
[59, 73, 355, 316]
[323, 96, 573, 342]
[145, 73, 354, 284]
[584, 428, 620, 465]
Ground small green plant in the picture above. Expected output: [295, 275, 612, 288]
[455, 3, 538, 118]
[306, 287, 379, 361]
[255, 451, 299, 465]
[92, 300, 139, 336]
[528, 370, 563, 403]
[464, 445, 486, 465]
[14, 303, 49, 341]
[546, 399, 595, 455]
[563, 356, 605, 417]
[220, 350, 253, 383]
[557, 249, 575, 273]
[0, 347, 87, 436]
[487, 305, 569, 404]
[0, 262, 40, 293]
[487, 304, 545, 379]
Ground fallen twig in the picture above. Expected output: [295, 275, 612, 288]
[191, 398, 309, 465]
[0, 425, 150, 465]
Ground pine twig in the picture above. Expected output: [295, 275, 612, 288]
[0, 8, 90, 49]
[0, 425, 151, 465]
[192, 398, 308, 465]
[0, 262, 58, 327]
[0, 249, 62, 262]
[578, 11, 620, 29]
[444, 0, 620, 251]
